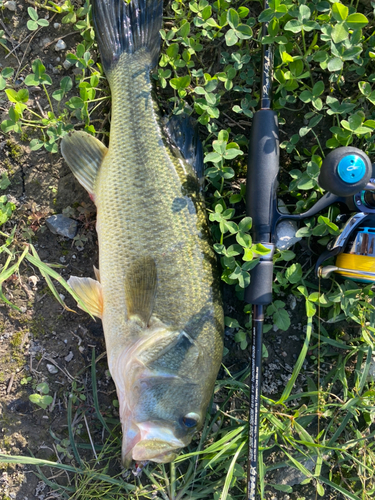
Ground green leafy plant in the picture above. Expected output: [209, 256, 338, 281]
[27, 7, 49, 31]
[29, 382, 53, 410]
[0, 29, 7, 51]
[0, 67, 14, 91]
[0, 195, 16, 226]
[20, 376, 32, 385]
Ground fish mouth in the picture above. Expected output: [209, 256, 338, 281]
[122, 421, 186, 466]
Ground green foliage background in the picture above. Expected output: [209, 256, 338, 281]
[0, 0, 375, 499]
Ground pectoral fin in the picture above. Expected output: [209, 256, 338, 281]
[125, 257, 157, 326]
[61, 131, 108, 197]
[68, 276, 103, 318]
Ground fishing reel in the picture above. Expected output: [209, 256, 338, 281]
[283, 146, 375, 284]
[315, 146, 375, 283]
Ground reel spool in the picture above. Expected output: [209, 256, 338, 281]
[318, 213, 375, 282]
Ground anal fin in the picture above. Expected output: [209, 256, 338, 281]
[93, 266, 101, 282]
[68, 276, 103, 318]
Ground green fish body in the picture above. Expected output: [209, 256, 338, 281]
[61, 0, 223, 465]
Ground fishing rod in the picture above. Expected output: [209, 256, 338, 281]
[245, 0, 277, 497]
[245, 1, 375, 497]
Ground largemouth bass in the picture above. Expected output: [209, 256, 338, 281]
[61, 0, 224, 465]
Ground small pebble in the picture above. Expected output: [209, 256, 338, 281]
[59, 293, 65, 301]
[53, 22, 61, 29]
[288, 294, 297, 311]
[29, 275, 39, 288]
[52, 67, 60, 74]
[39, 37, 51, 48]
[60, 256, 66, 263]
[46, 214, 78, 239]
[65, 351, 73, 362]
[46, 364, 58, 374]
[20, 306, 27, 313]
[4, 1, 17, 11]
[63, 59, 73, 70]
[56, 57, 61, 62]
[210, 402, 219, 415]
[55, 39, 67, 51]
[211, 422, 220, 433]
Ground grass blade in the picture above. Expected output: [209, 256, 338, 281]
[278, 315, 312, 404]
[91, 348, 117, 439]
[67, 394, 83, 467]
[0, 453, 84, 472]
[357, 345, 372, 395]
[319, 476, 361, 500]
[220, 440, 246, 500]
[0, 245, 29, 310]
[26, 244, 94, 318]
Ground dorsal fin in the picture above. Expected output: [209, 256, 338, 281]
[61, 131, 108, 196]
[124, 256, 157, 326]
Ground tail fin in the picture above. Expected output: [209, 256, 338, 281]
[92, 0, 163, 72]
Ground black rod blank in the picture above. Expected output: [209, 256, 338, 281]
[260, 8, 273, 110]
[247, 305, 264, 499]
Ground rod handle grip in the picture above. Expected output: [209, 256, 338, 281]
[245, 260, 273, 306]
[246, 109, 280, 243]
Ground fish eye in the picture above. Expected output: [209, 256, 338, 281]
[181, 412, 199, 428]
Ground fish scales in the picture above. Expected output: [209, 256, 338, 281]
[61, 0, 224, 465]
[98, 50, 221, 354]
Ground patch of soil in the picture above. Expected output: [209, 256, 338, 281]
[0, 4, 112, 497]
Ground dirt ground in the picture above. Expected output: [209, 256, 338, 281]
[0, 3, 116, 497]
[0, 2, 340, 500]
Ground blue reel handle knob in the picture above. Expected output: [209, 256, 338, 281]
[318, 147, 372, 197]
